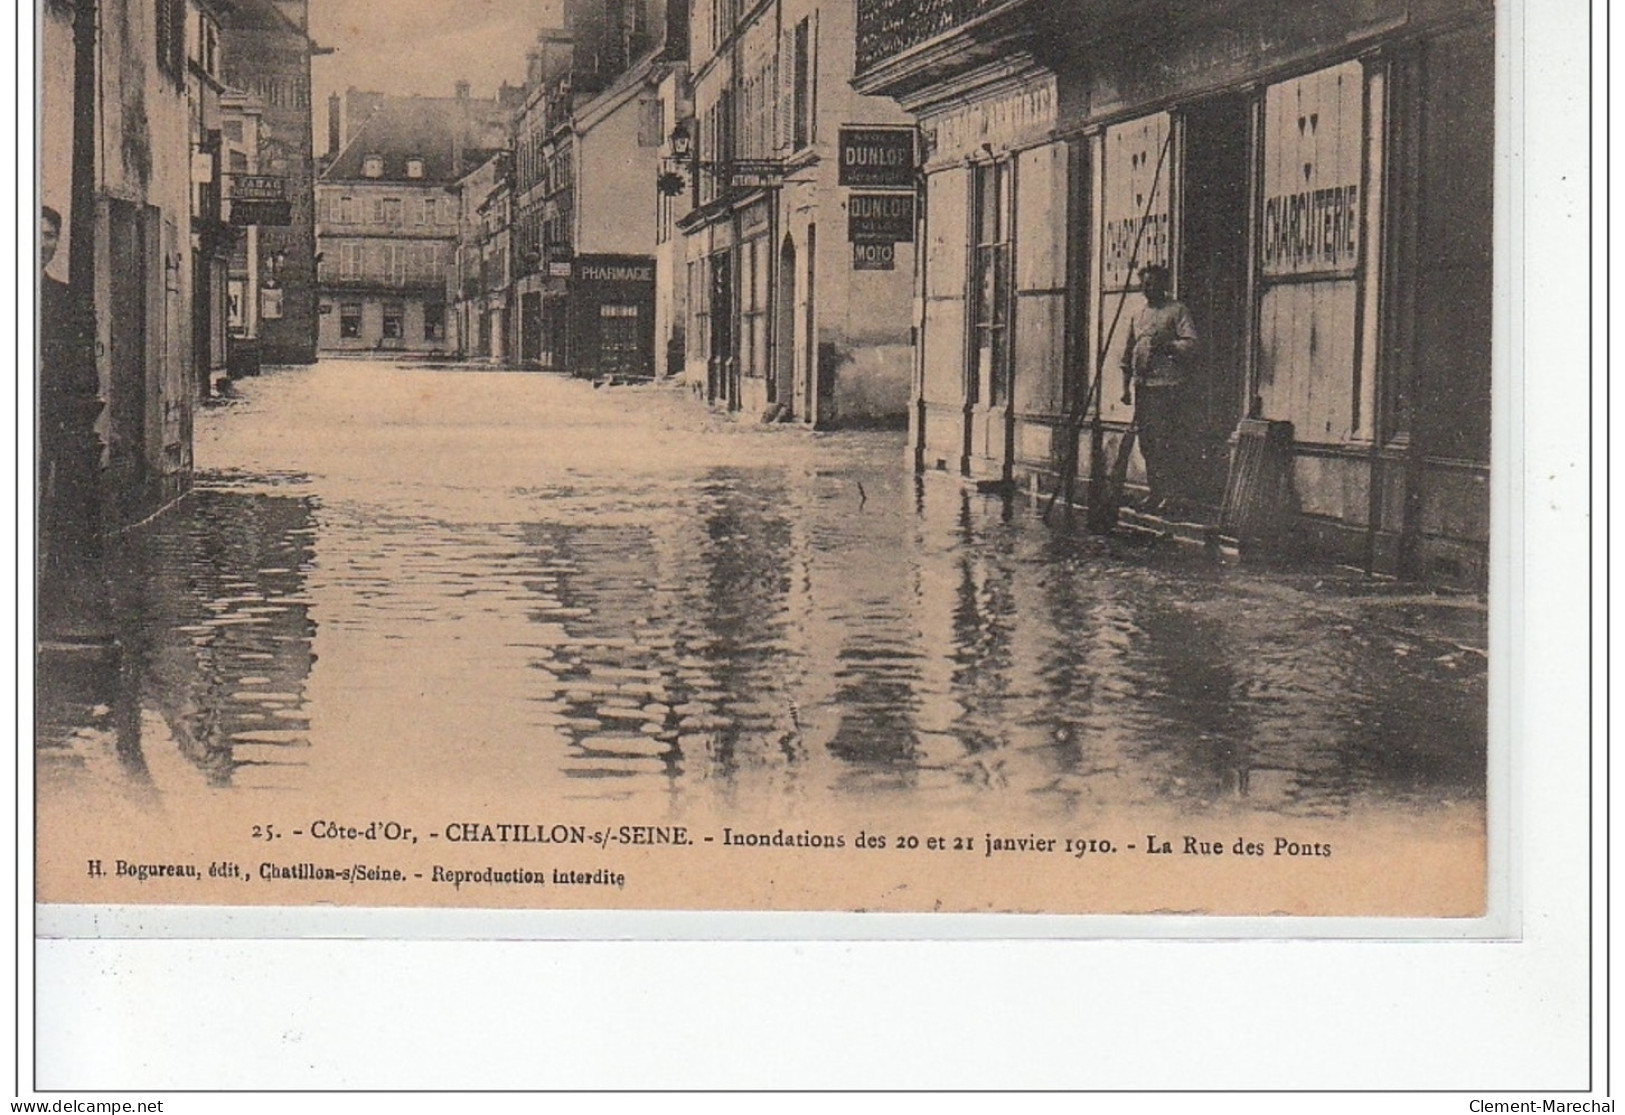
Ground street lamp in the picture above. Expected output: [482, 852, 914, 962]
[658, 120, 694, 197]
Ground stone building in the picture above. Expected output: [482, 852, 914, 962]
[678, 0, 916, 426]
[510, 0, 687, 379]
[855, 0, 1495, 586]
[315, 84, 506, 354]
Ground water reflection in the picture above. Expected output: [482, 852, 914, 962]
[37, 481, 318, 794]
[35, 377, 1486, 826]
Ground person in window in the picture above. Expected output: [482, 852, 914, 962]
[1120, 264, 1199, 513]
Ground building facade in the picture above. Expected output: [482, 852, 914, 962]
[855, 0, 1495, 586]
[676, 0, 917, 427]
[452, 153, 514, 363]
[315, 85, 504, 354]
[219, 0, 320, 365]
[41, 0, 199, 530]
[509, 1, 685, 379]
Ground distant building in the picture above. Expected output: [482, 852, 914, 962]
[510, 0, 687, 379]
[219, 90, 268, 369]
[315, 84, 505, 354]
[219, 0, 321, 365]
[188, 0, 234, 395]
[451, 152, 513, 363]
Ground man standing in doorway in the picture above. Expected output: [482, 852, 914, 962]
[1120, 263, 1199, 512]
[39, 204, 106, 639]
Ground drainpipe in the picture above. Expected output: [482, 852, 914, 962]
[69, 0, 98, 369]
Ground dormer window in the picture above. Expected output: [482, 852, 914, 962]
[406, 158, 425, 179]
[363, 154, 383, 178]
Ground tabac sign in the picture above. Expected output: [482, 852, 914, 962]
[231, 175, 288, 201]
[228, 174, 292, 226]
[838, 127, 916, 188]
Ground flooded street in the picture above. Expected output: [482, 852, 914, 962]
[35, 359, 1489, 913]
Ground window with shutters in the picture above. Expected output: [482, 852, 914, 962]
[792, 18, 812, 151]
[156, 0, 186, 85]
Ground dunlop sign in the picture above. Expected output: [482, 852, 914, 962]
[838, 128, 916, 188]
[847, 193, 915, 244]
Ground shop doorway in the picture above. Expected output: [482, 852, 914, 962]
[520, 293, 542, 367]
[774, 235, 797, 413]
[598, 303, 645, 378]
[106, 200, 150, 505]
[708, 253, 733, 408]
[1178, 93, 1253, 506]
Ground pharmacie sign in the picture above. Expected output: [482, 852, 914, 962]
[838, 127, 916, 188]
[574, 258, 655, 284]
[847, 192, 915, 244]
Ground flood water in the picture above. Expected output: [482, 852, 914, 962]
[37, 361, 1488, 831]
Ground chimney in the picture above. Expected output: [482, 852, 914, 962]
[327, 93, 341, 157]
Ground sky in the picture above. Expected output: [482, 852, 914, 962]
[309, 0, 564, 154]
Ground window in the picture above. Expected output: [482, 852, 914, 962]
[689, 258, 709, 362]
[341, 242, 362, 279]
[422, 197, 439, 225]
[424, 304, 445, 341]
[792, 18, 814, 150]
[363, 155, 384, 178]
[972, 161, 1012, 406]
[223, 120, 244, 143]
[386, 244, 407, 284]
[229, 150, 248, 173]
[382, 302, 405, 339]
[382, 198, 403, 224]
[156, 0, 185, 83]
[261, 287, 284, 320]
[340, 302, 363, 338]
[406, 158, 425, 179]
[740, 237, 768, 379]
[339, 196, 356, 223]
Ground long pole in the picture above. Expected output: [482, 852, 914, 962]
[1043, 128, 1173, 525]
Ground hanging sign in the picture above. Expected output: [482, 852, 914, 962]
[852, 242, 897, 271]
[838, 128, 916, 188]
[847, 192, 915, 244]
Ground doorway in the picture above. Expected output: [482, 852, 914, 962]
[708, 252, 733, 408]
[803, 225, 817, 422]
[1178, 94, 1253, 506]
[107, 200, 149, 507]
[520, 293, 542, 367]
[774, 235, 797, 414]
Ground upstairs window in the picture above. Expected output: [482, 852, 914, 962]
[156, 0, 186, 85]
[363, 154, 384, 179]
[792, 17, 814, 150]
[406, 158, 425, 179]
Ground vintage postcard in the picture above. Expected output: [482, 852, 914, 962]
[33, 0, 1499, 921]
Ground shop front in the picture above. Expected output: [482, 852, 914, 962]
[566, 254, 657, 380]
[874, 0, 1494, 585]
